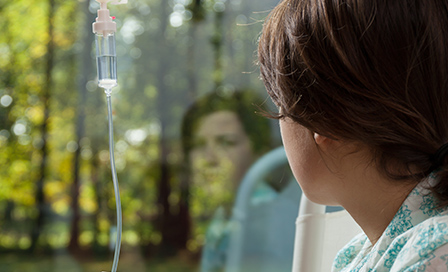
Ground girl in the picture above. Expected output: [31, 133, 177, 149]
[258, 0, 448, 271]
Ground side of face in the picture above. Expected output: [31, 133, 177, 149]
[279, 117, 354, 206]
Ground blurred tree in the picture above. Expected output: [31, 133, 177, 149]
[153, 0, 179, 256]
[211, 0, 225, 88]
[185, 0, 203, 101]
[0, 3, 16, 230]
[188, 0, 206, 23]
[176, 0, 211, 258]
[68, 0, 95, 254]
[29, 0, 56, 253]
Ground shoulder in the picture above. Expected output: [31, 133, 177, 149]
[389, 213, 448, 271]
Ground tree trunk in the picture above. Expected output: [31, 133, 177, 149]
[156, 1, 172, 253]
[1, 27, 17, 230]
[212, 8, 225, 88]
[29, 0, 56, 253]
[153, 0, 179, 256]
[186, 22, 199, 103]
[68, 0, 95, 253]
[173, 16, 203, 255]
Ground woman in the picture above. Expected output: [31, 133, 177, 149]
[182, 90, 278, 271]
[181, 90, 272, 216]
[258, 0, 448, 271]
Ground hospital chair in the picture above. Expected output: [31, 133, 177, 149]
[292, 194, 362, 272]
[224, 146, 300, 272]
[224, 146, 362, 272]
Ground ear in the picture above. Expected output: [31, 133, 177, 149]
[313, 132, 328, 145]
[313, 133, 337, 150]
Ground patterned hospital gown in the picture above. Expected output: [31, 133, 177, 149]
[332, 174, 448, 271]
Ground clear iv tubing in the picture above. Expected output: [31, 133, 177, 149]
[106, 92, 122, 272]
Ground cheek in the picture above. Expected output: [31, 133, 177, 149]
[279, 120, 341, 205]
[279, 120, 321, 188]
[226, 143, 253, 163]
[226, 144, 254, 178]
[189, 150, 205, 169]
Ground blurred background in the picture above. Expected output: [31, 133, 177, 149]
[0, 0, 287, 271]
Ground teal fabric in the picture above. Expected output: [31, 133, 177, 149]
[200, 181, 300, 272]
[332, 174, 448, 271]
[200, 207, 231, 272]
[200, 183, 279, 272]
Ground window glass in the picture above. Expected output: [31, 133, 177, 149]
[0, 0, 298, 271]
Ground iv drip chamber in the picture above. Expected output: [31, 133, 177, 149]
[95, 32, 117, 91]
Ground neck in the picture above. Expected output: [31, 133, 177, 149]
[339, 169, 417, 245]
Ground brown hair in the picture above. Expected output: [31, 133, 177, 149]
[258, 0, 448, 203]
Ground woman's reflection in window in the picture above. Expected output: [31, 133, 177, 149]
[181, 90, 272, 271]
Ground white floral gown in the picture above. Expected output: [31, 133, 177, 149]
[332, 173, 448, 271]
